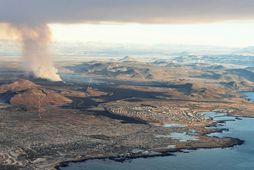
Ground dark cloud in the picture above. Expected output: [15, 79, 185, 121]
[1, 0, 254, 24]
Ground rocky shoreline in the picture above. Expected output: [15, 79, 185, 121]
[55, 135, 244, 170]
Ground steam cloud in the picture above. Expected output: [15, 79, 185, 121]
[11, 24, 61, 81]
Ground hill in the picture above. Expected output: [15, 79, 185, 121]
[0, 80, 72, 107]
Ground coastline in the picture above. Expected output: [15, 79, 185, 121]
[55, 114, 245, 170]
[55, 137, 244, 170]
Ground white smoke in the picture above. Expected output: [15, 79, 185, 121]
[11, 24, 62, 81]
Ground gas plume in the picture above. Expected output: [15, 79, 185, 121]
[11, 24, 61, 81]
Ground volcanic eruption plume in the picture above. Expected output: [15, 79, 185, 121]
[11, 24, 61, 81]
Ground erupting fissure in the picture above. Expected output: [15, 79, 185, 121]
[11, 24, 61, 81]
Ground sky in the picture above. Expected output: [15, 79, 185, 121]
[1, 0, 254, 47]
[49, 22, 254, 47]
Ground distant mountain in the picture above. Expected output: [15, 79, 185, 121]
[0, 40, 237, 58]
[67, 61, 154, 80]
[232, 46, 254, 55]
[225, 69, 254, 82]
[118, 56, 136, 62]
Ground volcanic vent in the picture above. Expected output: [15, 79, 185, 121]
[0, 79, 72, 108]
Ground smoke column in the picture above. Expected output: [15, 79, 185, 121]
[11, 24, 62, 81]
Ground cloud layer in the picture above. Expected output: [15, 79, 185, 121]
[1, 0, 254, 24]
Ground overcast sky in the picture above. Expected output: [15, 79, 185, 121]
[1, 0, 254, 47]
[1, 0, 254, 24]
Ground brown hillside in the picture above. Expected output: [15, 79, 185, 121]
[0, 80, 72, 107]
